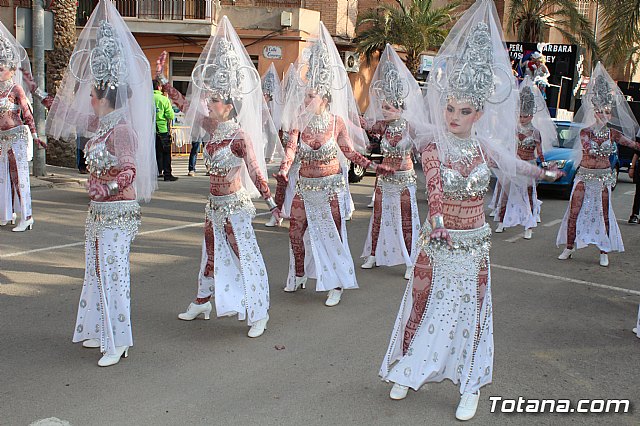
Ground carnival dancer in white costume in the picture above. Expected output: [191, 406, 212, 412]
[273, 22, 394, 306]
[263, 63, 286, 227]
[379, 0, 562, 420]
[360, 45, 424, 279]
[156, 17, 278, 338]
[25, 0, 157, 366]
[495, 76, 555, 239]
[557, 63, 640, 267]
[0, 22, 45, 231]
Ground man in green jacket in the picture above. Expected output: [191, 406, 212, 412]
[154, 79, 178, 181]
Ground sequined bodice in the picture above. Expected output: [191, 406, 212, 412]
[205, 142, 243, 176]
[85, 136, 119, 176]
[586, 129, 615, 158]
[440, 162, 491, 201]
[0, 94, 19, 114]
[518, 133, 536, 149]
[298, 138, 339, 164]
[382, 134, 413, 159]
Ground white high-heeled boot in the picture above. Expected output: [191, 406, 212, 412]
[456, 391, 480, 421]
[495, 222, 505, 233]
[523, 228, 533, 239]
[265, 215, 282, 227]
[599, 253, 609, 267]
[0, 212, 16, 226]
[178, 301, 212, 320]
[98, 346, 129, 367]
[12, 217, 34, 232]
[389, 383, 409, 400]
[558, 247, 575, 260]
[325, 289, 343, 307]
[248, 313, 269, 338]
[284, 275, 307, 293]
[361, 255, 376, 269]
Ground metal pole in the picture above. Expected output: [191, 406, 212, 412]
[32, 0, 46, 176]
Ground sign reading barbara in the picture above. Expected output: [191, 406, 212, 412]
[263, 46, 282, 60]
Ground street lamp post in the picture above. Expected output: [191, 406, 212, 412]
[32, 0, 46, 176]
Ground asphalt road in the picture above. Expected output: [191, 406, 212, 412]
[1, 161, 639, 426]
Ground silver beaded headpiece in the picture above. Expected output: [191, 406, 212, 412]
[372, 61, 408, 109]
[192, 39, 257, 102]
[69, 20, 128, 90]
[446, 22, 495, 110]
[590, 75, 615, 110]
[519, 85, 536, 116]
[303, 41, 333, 97]
[0, 34, 18, 70]
[262, 72, 276, 97]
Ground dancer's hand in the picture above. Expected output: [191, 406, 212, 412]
[375, 163, 395, 176]
[20, 68, 37, 93]
[429, 227, 452, 249]
[87, 181, 108, 200]
[273, 170, 288, 184]
[34, 138, 47, 149]
[272, 208, 283, 220]
[156, 51, 168, 78]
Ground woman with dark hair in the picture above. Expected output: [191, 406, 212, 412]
[156, 17, 277, 338]
[25, 0, 157, 366]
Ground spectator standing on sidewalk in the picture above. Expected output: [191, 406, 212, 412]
[154, 79, 178, 181]
[188, 133, 202, 176]
[628, 151, 639, 224]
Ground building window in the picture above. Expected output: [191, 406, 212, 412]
[576, 0, 592, 19]
[170, 56, 199, 96]
[250, 55, 259, 70]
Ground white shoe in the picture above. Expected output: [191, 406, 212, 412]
[495, 223, 504, 233]
[523, 229, 532, 240]
[489, 211, 496, 217]
[404, 266, 412, 280]
[325, 289, 343, 307]
[0, 212, 16, 226]
[361, 255, 376, 269]
[599, 253, 609, 267]
[389, 383, 409, 400]
[456, 391, 480, 421]
[12, 217, 34, 232]
[284, 275, 307, 292]
[558, 247, 575, 260]
[265, 215, 282, 227]
[633, 327, 639, 337]
[178, 301, 212, 320]
[98, 346, 129, 367]
[248, 314, 269, 338]
[82, 338, 100, 348]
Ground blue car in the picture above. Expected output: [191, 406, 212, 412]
[536, 121, 619, 198]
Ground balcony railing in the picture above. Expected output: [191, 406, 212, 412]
[76, 0, 215, 26]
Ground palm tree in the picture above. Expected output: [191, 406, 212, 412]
[355, 0, 460, 76]
[44, 0, 79, 167]
[598, 0, 640, 76]
[507, 0, 598, 58]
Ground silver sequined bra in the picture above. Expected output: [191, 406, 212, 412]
[440, 161, 491, 200]
[381, 134, 413, 159]
[204, 142, 243, 176]
[86, 200, 141, 243]
[0, 96, 19, 114]
[85, 137, 119, 176]
[205, 189, 255, 225]
[518, 134, 537, 149]
[297, 138, 339, 164]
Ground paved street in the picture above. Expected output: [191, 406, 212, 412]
[1, 158, 639, 425]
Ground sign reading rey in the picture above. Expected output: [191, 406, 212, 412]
[263, 45, 282, 60]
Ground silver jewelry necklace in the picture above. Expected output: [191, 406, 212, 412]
[308, 111, 330, 134]
[445, 133, 480, 167]
[386, 118, 407, 139]
[96, 109, 126, 140]
[211, 120, 240, 144]
[0, 79, 14, 94]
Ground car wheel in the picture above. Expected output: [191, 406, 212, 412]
[348, 162, 366, 183]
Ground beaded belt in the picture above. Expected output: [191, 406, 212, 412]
[576, 167, 616, 187]
[0, 125, 29, 156]
[86, 200, 141, 242]
[296, 173, 345, 195]
[205, 189, 255, 225]
[417, 222, 491, 269]
[379, 169, 416, 187]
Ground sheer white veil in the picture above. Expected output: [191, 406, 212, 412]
[281, 22, 367, 164]
[261, 63, 283, 130]
[0, 20, 31, 99]
[45, 0, 156, 202]
[421, 0, 519, 179]
[183, 16, 268, 198]
[519, 76, 556, 153]
[570, 62, 639, 164]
